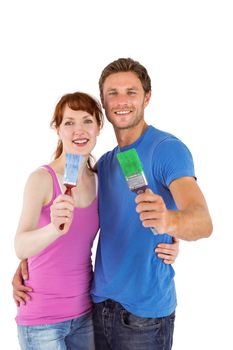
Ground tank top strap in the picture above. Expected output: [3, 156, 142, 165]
[94, 173, 98, 197]
[41, 165, 62, 200]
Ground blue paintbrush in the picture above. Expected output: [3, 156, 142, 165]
[59, 153, 84, 230]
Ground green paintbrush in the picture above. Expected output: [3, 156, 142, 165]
[116, 148, 158, 235]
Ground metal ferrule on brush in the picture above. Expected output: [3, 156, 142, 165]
[127, 172, 149, 194]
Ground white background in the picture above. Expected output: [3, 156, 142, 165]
[0, 1, 232, 349]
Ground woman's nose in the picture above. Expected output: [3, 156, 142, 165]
[73, 124, 85, 134]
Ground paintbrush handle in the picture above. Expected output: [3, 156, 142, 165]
[59, 184, 74, 230]
[150, 227, 158, 235]
[64, 184, 73, 196]
[133, 185, 158, 235]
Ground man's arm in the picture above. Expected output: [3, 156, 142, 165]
[12, 260, 32, 306]
[135, 176, 213, 241]
[12, 239, 179, 307]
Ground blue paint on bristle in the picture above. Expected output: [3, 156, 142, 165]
[64, 153, 84, 186]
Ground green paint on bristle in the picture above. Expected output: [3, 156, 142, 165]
[116, 149, 143, 177]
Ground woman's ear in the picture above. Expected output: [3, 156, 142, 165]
[97, 126, 101, 137]
[57, 127, 61, 139]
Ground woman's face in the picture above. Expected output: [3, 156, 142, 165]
[58, 105, 100, 156]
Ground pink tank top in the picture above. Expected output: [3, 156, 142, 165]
[16, 165, 99, 325]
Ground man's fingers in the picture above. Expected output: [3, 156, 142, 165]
[14, 289, 32, 298]
[14, 295, 26, 305]
[135, 188, 155, 202]
[135, 190, 167, 207]
[15, 285, 32, 292]
[136, 202, 164, 214]
[14, 299, 20, 307]
[172, 236, 180, 243]
[13, 288, 31, 303]
[13, 290, 31, 305]
[21, 260, 29, 280]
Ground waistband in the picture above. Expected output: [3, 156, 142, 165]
[95, 299, 123, 310]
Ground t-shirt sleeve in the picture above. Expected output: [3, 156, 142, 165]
[153, 138, 196, 187]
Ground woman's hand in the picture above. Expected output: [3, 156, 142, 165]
[155, 237, 180, 264]
[50, 194, 75, 234]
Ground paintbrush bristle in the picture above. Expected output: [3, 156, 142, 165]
[116, 149, 143, 177]
[64, 153, 84, 186]
[117, 148, 158, 235]
[117, 148, 148, 193]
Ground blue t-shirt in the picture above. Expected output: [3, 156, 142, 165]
[91, 125, 195, 317]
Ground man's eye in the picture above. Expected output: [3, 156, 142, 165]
[128, 91, 136, 95]
[108, 91, 117, 96]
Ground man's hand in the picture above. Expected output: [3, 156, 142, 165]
[12, 260, 32, 306]
[135, 189, 171, 234]
[155, 237, 179, 264]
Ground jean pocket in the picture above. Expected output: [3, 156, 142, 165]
[169, 311, 175, 333]
[120, 310, 161, 331]
[92, 302, 102, 322]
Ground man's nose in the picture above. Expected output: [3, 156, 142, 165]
[115, 95, 130, 106]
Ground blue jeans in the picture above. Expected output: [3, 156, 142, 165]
[93, 300, 175, 350]
[17, 311, 95, 350]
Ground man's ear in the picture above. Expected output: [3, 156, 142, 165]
[100, 95, 105, 109]
[144, 91, 152, 108]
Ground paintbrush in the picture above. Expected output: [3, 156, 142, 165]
[59, 153, 84, 230]
[116, 148, 158, 235]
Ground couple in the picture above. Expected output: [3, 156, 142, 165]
[13, 58, 213, 350]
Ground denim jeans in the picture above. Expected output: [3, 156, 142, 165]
[17, 311, 95, 350]
[93, 300, 175, 350]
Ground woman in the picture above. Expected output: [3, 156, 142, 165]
[14, 92, 103, 349]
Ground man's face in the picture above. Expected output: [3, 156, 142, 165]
[101, 71, 151, 130]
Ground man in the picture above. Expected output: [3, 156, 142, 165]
[13, 58, 212, 350]
[91, 58, 212, 349]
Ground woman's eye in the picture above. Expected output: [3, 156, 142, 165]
[64, 121, 73, 126]
[84, 119, 93, 124]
